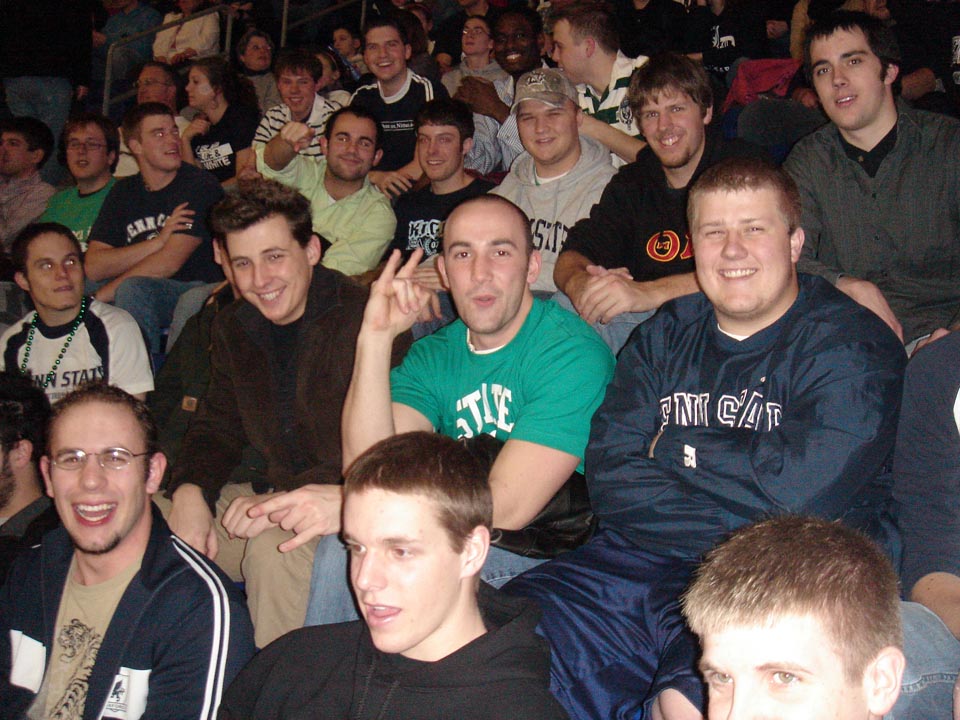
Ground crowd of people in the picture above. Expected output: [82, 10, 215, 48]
[2, 0, 960, 717]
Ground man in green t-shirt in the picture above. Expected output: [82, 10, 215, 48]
[41, 114, 119, 251]
[306, 193, 615, 625]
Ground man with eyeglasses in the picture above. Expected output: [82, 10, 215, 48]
[85, 102, 224, 355]
[258, 107, 396, 277]
[0, 382, 254, 719]
[0, 222, 153, 403]
[41, 114, 119, 251]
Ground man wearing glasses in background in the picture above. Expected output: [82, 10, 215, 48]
[0, 382, 254, 720]
[41, 114, 120, 251]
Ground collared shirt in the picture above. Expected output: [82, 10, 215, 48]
[256, 149, 396, 276]
[576, 51, 648, 168]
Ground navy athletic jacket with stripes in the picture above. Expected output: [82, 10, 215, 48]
[0, 506, 255, 720]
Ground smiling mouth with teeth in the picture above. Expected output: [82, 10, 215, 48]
[720, 268, 756, 278]
[75, 503, 117, 521]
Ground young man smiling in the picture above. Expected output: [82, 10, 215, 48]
[350, 16, 447, 198]
[506, 157, 905, 720]
[493, 68, 615, 293]
[555, 52, 766, 352]
[389, 98, 493, 310]
[85, 102, 224, 355]
[258, 106, 396, 277]
[219, 432, 567, 719]
[785, 11, 960, 349]
[1, 223, 152, 403]
[254, 49, 342, 160]
[164, 179, 409, 647]
[0, 382, 254, 719]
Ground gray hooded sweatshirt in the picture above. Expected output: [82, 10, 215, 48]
[493, 135, 616, 292]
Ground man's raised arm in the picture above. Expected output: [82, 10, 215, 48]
[341, 250, 434, 467]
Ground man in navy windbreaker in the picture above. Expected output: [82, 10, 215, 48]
[507, 156, 906, 720]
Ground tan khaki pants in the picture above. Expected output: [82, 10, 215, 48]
[155, 483, 318, 648]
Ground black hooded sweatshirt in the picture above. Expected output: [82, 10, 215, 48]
[218, 583, 568, 720]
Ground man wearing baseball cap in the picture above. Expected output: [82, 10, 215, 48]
[492, 68, 616, 295]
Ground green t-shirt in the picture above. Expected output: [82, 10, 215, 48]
[391, 299, 615, 472]
[40, 178, 117, 252]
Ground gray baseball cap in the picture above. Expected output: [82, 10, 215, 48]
[512, 68, 578, 113]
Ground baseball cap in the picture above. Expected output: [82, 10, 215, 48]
[512, 68, 578, 113]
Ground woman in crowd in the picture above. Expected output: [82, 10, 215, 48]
[236, 27, 281, 113]
[154, 0, 221, 65]
[181, 57, 260, 185]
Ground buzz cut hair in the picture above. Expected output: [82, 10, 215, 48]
[682, 516, 903, 683]
[687, 156, 802, 234]
[442, 194, 535, 257]
[344, 432, 493, 552]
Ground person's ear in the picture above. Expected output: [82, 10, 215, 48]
[8, 439, 33, 472]
[145, 452, 167, 495]
[40, 455, 54, 498]
[14, 271, 30, 294]
[863, 646, 905, 717]
[306, 234, 323, 265]
[526, 248, 542, 285]
[459, 525, 490, 579]
[883, 62, 899, 87]
[789, 227, 805, 263]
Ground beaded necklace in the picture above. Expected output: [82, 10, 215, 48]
[19, 297, 88, 389]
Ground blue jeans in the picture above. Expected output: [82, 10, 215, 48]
[304, 532, 546, 626]
[4, 76, 72, 186]
[552, 291, 654, 356]
[891, 601, 960, 720]
[114, 277, 206, 355]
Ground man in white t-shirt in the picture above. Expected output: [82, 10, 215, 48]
[0, 222, 153, 403]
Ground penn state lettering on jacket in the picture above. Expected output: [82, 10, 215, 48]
[586, 274, 906, 559]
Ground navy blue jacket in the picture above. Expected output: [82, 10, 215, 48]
[588, 274, 906, 558]
[0, 506, 255, 720]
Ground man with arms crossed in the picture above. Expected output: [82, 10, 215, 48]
[0, 383, 254, 719]
[219, 432, 567, 719]
[306, 194, 614, 625]
[1, 223, 152, 403]
[683, 516, 905, 720]
[555, 53, 766, 352]
[164, 179, 408, 647]
[507, 157, 905, 720]
[258, 107, 396, 277]
[350, 16, 447, 198]
[785, 11, 960, 349]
